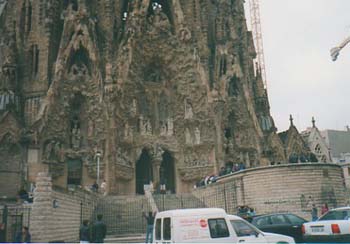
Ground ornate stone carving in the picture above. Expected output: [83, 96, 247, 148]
[184, 99, 193, 119]
[194, 127, 201, 145]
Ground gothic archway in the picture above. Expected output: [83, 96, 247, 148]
[135, 148, 153, 194]
[160, 150, 175, 193]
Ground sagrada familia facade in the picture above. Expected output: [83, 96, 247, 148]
[0, 0, 311, 196]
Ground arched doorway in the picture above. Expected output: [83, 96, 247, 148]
[160, 151, 175, 193]
[136, 149, 153, 194]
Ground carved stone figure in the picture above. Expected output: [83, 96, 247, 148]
[167, 118, 174, 136]
[151, 144, 164, 162]
[184, 100, 193, 119]
[44, 140, 55, 161]
[131, 99, 137, 116]
[71, 120, 81, 149]
[185, 128, 191, 145]
[160, 121, 167, 136]
[87, 119, 94, 137]
[194, 127, 201, 145]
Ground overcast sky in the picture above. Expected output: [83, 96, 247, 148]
[245, 0, 350, 132]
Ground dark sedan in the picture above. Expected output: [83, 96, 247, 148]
[251, 213, 307, 243]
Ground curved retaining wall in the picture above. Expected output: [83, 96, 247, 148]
[193, 163, 347, 220]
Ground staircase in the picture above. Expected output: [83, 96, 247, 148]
[153, 193, 206, 211]
[99, 193, 206, 242]
[96, 195, 152, 236]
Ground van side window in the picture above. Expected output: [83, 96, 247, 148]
[208, 218, 230, 238]
[163, 217, 171, 240]
[155, 218, 162, 240]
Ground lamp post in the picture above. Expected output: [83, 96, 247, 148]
[96, 151, 102, 185]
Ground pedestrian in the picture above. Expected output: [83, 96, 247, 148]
[321, 203, 329, 215]
[91, 181, 99, 193]
[80, 220, 90, 243]
[15, 226, 31, 243]
[311, 204, 318, 221]
[92, 214, 107, 243]
[101, 180, 107, 196]
[0, 223, 5, 243]
[143, 211, 156, 243]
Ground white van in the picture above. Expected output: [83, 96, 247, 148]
[153, 208, 294, 243]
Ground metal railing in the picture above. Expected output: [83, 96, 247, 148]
[0, 204, 31, 242]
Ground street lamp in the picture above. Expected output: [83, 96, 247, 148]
[95, 151, 102, 185]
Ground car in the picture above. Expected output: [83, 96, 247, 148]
[250, 213, 307, 242]
[227, 214, 295, 244]
[302, 206, 350, 243]
[152, 208, 294, 243]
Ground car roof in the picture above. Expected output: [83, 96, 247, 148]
[156, 208, 226, 218]
[227, 214, 245, 220]
[251, 213, 304, 219]
[329, 206, 350, 211]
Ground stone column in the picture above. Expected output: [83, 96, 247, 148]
[152, 158, 162, 190]
[29, 172, 53, 243]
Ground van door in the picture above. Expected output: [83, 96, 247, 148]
[154, 218, 162, 244]
[154, 217, 172, 244]
[207, 218, 234, 243]
[230, 219, 267, 243]
[163, 217, 172, 244]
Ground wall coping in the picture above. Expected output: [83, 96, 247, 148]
[194, 163, 342, 191]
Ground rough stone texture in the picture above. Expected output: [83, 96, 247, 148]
[30, 172, 97, 243]
[0, 0, 312, 195]
[193, 163, 347, 220]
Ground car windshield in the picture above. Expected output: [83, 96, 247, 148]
[319, 209, 350, 220]
[230, 220, 260, 237]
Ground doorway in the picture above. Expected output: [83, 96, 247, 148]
[160, 151, 175, 193]
[135, 149, 153, 194]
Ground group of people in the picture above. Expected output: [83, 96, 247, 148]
[237, 205, 256, 222]
[90, 180, 107, 196]
[219, 162, 246, 177]
[79, 214, 107, 243]
[194, 162, 248, 189]
[311, 203, 329, 221]
[194, 174, 218, 188]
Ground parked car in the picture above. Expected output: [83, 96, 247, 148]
[302, 206, 350, 243]
[250, 213, 307, 242]
[152, 208, 295, 243]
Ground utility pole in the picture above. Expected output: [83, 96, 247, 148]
[249, 0, 267, 88]
[96, 151, 102, 185]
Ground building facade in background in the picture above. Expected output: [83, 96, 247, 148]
[0, 0, 316, 197]
[301, 117, 331, 163]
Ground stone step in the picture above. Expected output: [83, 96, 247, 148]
[105, 234, 146, 243]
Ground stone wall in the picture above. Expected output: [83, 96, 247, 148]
[30, 173, 97, 243]
[193, 163, 347, 220]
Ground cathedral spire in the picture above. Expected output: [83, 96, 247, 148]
[312, 117, 316, 128]
[289, 114, 294, 127]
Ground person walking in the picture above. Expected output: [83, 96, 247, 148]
[321, 203, 329, 215]
[80, 220, 91, 243]
[92, 214, 107, 243]
[143, 211, 156, 243]
[15, 226, 31, 243]
[311, 204, 318, 221]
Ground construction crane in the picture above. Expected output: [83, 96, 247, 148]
[248, 0, 267, 88]
[330, 35, 350, 61]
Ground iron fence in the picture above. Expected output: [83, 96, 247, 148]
[96, 196, 151, 236]
[0, 204, 31, 242]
